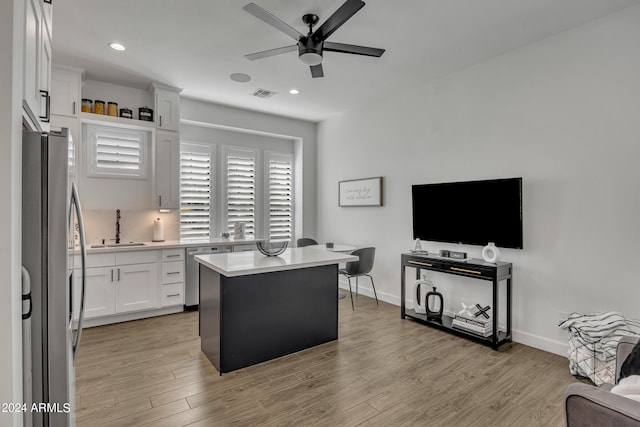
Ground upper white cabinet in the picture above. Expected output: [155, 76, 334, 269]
[152, 84, 181, 132]
[51, 66, 82, 117]
[23, 0, 52, 131]
[155, 130, 180, 209]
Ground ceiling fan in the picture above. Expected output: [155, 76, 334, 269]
[243, 0, 385, 78]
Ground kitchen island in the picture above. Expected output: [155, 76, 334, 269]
[195, 247, 358, 373]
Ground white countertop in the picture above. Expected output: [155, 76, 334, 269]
[85, 237, 265, 254]
[195, 247, 358, 277]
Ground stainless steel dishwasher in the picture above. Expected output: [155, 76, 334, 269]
[185, 246, 232, 309]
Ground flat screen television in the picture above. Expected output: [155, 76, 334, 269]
[412, 177, 523, 249]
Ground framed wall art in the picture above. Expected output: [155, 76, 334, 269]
[338, 177, 383, 207]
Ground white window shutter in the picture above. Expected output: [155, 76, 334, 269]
[226, 153, 256, 238]
[180, 144, 213, 239]
[268, 156, 293, 240]
[86, 124, 149, 178]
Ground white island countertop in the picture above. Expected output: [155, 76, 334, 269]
[195, 247, 358, 277]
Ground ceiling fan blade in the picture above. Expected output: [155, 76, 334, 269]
[245, 45, 297, 61]
[243, 3, 304, 41]
[324, 42, 385, 57]
[310, 64, 324, 78]
[312, 0, 365, 41]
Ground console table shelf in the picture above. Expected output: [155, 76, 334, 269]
[401, 253, 513, 350]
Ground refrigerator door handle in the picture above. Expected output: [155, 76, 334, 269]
[21, 266, 32, 320]
[71, 182, 87, 362]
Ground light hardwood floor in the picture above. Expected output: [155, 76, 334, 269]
[75, 294, 581, 426]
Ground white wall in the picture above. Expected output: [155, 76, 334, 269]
[181, 97, 317, 238]
[0, 0, 24, 425]
[317, 5, 640, 355]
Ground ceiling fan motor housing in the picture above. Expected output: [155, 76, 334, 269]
[298, 38, 323, 65]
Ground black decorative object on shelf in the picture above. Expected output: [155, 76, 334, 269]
[425, 286, 443, 320]
[474, 304, 491, 319]
[256, 240, 288, 256]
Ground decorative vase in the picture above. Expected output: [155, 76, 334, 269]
[425, 286, 443, 320]
[482, 242, 501, 263]
[412, 279, 431, 314]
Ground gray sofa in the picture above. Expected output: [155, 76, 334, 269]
[564, 336, 640, 426]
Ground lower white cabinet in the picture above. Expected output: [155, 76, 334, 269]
[73, 267, 116, 320]
[160, 249, 185, 307]
[116, 263, 158, 313]
[76, 250, 163, 321]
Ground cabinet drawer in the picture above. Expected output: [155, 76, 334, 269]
[162, 248, 184, 262]
[406, 259, 443, 270]
[161, 283, 184, 307]
[161, 261, 184, 284]
[115, 250, 159, 265]
[233, 244, 256, 252]
[446, 264, 495, 279]
[85, 253, 116, 268]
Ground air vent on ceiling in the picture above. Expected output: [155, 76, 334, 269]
[251, 88, 277, 98]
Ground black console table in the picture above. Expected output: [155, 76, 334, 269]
[401, 253, 512, 350]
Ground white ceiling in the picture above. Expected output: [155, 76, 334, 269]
[52, 0, 640, 122]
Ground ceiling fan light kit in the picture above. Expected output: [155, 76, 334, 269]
[243, 0, 384, 78]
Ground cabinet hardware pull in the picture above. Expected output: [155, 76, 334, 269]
[117, 268, 121, 281]
[167, 271, 180, 275]
[450, 267, 482, 275]
[44, 0, 51, 3]
[159, 195, 162, 206]
[111, 269, 114, 282]
[159, 116, 162, 127]
[167, 254, 180, 258]
[408, 260, 433, 267]
[39, 90, 50, 122]
[167, 293, 180, 297]
[72, 101, 76, 115]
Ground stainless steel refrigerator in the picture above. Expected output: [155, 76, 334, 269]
[22, 128, 87, 427]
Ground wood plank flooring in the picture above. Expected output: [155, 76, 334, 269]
[75, 294, 580, 426]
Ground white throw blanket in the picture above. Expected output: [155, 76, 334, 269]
[612, 376, 640, 403]
[559, 312, 640, 385]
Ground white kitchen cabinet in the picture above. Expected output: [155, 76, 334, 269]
[116, 263, 158, 313]
[160, 248, 185, 307]
[77, 250, 160, 320]
[73, 267, 116, 320]
[23, 0, 52, 131]
[154, 130, 180, 209]
[51, 66, 82, 117]
[154, 88, 180, 131]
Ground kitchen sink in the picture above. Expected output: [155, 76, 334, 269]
[91, 242, 146, 248]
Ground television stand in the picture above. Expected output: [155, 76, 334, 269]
[400, 253, 512, 350]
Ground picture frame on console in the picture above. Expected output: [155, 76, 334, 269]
[338, 176, 383, 207]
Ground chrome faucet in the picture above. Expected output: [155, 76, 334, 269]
[115, 209, 121, 244]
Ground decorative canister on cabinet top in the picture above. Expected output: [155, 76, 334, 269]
[119, 108, 132, 119]
[139, 106, 153, 122]
[94, 100, 105, 115]
[107, 102, 118, 117]
[81, 98, 92, 113]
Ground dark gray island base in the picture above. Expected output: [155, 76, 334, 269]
[199, 263, 339, 373]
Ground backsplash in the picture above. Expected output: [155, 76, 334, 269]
[83, 209, 180, 244]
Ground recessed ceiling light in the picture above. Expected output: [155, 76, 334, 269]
[289, 89, 300, 95]
[108, 42, 126, 51]
[230, 73, 251, 83]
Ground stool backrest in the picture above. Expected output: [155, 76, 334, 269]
[345, 247, 375, 275]
[297, 237, 318, 247]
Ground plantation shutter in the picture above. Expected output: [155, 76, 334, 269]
[95, 134, 141, 171]
[180, 144, 213, 239]
[268, 155, 293, 240]
[86, 125, 149, 178]
[226, 153, 255, 237]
